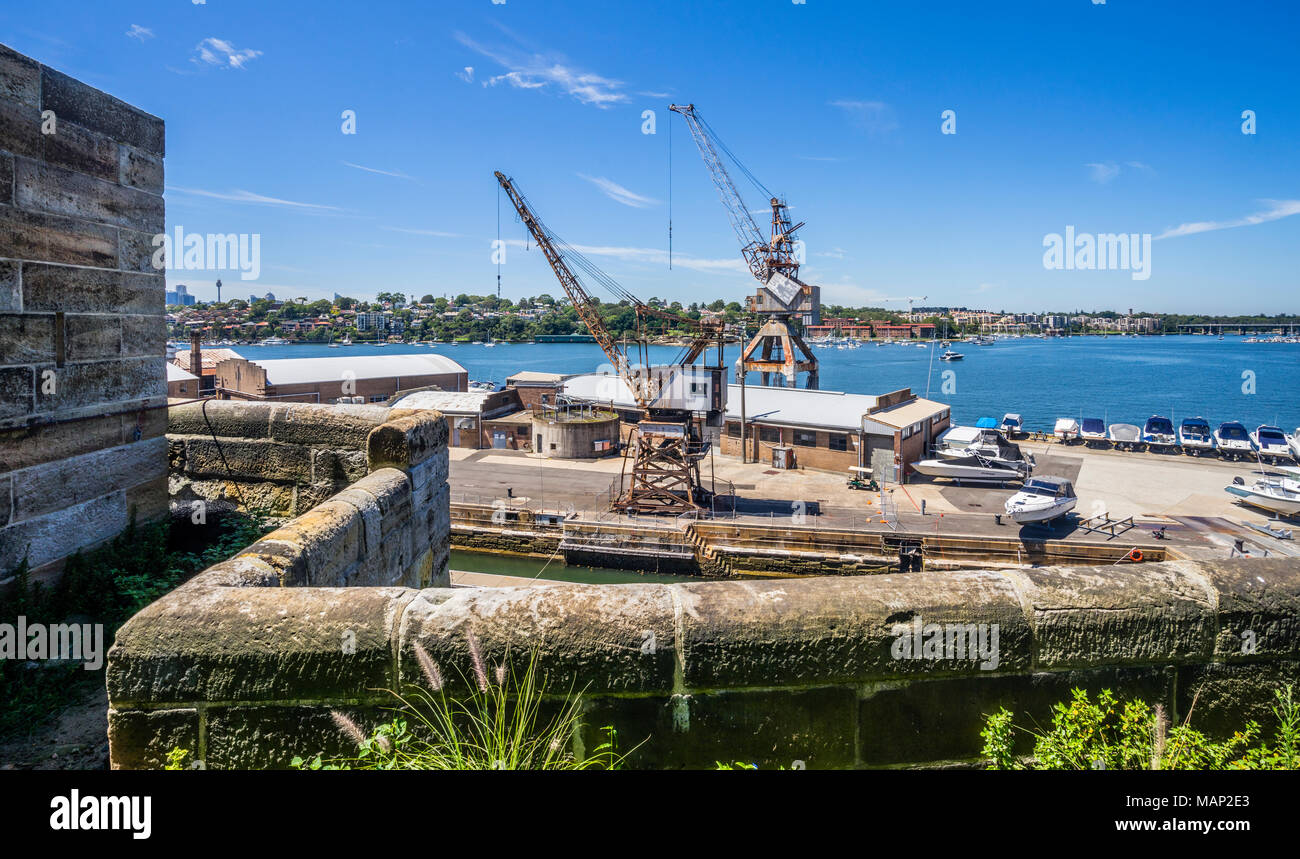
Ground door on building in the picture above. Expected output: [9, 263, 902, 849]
[493, 431, 507, 449]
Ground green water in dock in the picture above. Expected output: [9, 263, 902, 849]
[449, 549, 699, 585]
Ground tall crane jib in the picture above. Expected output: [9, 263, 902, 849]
[668, 104, 821, 389]
[493, 170, 727, 515]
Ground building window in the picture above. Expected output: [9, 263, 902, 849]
[793, 430, 817, 447]
[759, 426, 781, 444]
[726, 422, 740, 438]
[516, 426, 528, 435]
[368, 396, 386, 403]
[828, 433, 848, 451]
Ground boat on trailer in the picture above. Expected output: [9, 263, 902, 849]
[1142, 415, 1179, 452]
[1214, 421, 1253, 461]
[1079, 417, 1108, 446]
[912, 452, 1030, 485]
[1108, 423, 1141, 451]
[1000, 413, 1023, 437]
[1178, 417, 1215, 456]
[1005, 476, 1078, 524]
[1251, 425, 1292, 464]
[1225, 476, 1300, 517]
[1053, 418, 1080, 443]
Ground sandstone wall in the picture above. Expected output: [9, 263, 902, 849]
[0, 44, 167, 578]
[107, 555, 1300, 769]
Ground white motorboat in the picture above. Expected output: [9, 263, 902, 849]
[468, 380, 496, 392]
[1178, 417, 1215, 457]
[1053, 418, 1080, 443]
[935, 425, 982, 454]
[939, 349, 964, 361]
[1214, 421, 1253, 461]
[1225, 476, 1300, 517]
[1142, 416, 1179, 452]
[1289, 428, 1300, 462]
[912, 452, 1029, 485]
[1000, 413, 1023, 437]
[1004, 476, 1078, 524]
[1250, 425, 1292, 464]
[1108, 423, 1141, 451]
[1079, 417, 1108, 445]
[938, 429, 1035, 470]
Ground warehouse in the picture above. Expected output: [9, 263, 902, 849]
[212, 354, 467, 403]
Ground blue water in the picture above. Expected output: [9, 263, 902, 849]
[228, 336, 1299, 434]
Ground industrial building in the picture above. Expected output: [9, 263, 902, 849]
[389, 388, 528, 449]
[559, 373, 950, 481]
[212, 354, 467, 403]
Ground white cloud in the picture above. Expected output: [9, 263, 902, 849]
[125, 25, 154, 42]
[456, 66, 474, 83]
[1125, 161, 1154, 172]
[578, 174, 659, 208]
[1155, 199, 1300, 240]
[342, 161, 416, 181]
[638, 90, 671, 98]
[455, 31, 628, 108]
[1085, 161, 1120, 184]
[192, 37, 262, 69]
[381, 226, 463, 238]
[814, 247, 846, 259]
[166, 185, 340, 211]
[830, 100, 899, 136]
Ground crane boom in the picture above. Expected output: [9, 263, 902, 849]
[494, 170, 642, 405]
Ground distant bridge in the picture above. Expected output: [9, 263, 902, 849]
[1177, 323, 1298, 334]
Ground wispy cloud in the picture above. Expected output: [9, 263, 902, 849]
[454, 31, 628, 108]
[638, 90, 671, 99]
[815, 247, 846, 259]
[342, 161, 416, 181]
[1084, 161, 1120, 184]
[578, 174, 658, 208]
[125, 25, 154, 42]
[456, 66, 474, 83]
[1155, 199, 1300, 240]
[192, 37, 262, 69]
[830, 100, 899, 136]
[501, 238, 742, 273]
[166, 186, 340, 211]
[1125, 160, 1154, 172]
[381, 226, 464, 239]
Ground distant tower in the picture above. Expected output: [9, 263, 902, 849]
[216, 278, 223, 304]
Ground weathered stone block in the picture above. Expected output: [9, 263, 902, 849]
[15, 158, 163, 233]
[0, 100, 41, 159]
[20, 264, 162, 315]
[64, 313, 121, 360]
[117, 227, 158, 274]
[168, 400, 272, 439]
[0, 365, 32, 422]
[266, 401, 388, 449]
[0, 259, 17, 311]
[107, 708, 199, 770]
[0, 311, 55, 364]
[118, 144, 163, 194]
[11, 437, 165, 521]
[0, 153, 12, 206]
[0, 412, 123, 472]
[42, 118, 119, 183]
[41, 66, 165, 156]
[0, 205, 118, 268]
[1176, 661, 1300, 739]
[368, 411, 447, 470]
[120, 314, 164, 357]
[1195, 558, 1300, 660]
[205, 705, 392, 770]
[399, 584, 678, 695]
[1006, 564, 1214, 668]
[33, 355, 165, 413]
[107, 584, 411, 704]
[183, 438, 311, 482]
[0, 489, 127, 572]
[0, 44, 40, 107]
[678, 571, 1031, 689]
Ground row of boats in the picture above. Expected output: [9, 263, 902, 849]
[1026, 414, 1298, 464]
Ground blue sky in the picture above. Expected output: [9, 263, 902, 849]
[4, 0, 1297, 313]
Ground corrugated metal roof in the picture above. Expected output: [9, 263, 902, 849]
[251, 354, 466, 386]
[862, 397, 949, 430]
[174, 348, 242, 370]
[166, 363, 198, 382]
[506, 370, 570, 384]
[390, 389, 493, 413]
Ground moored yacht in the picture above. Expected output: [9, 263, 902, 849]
[1251, 425, 1292, 464]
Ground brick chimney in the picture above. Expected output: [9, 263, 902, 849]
[189, 330, 202, 382]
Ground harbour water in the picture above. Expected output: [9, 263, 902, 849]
[230, 335, 1298, 434]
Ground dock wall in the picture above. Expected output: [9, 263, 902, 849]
[106, 556, 1300, 769]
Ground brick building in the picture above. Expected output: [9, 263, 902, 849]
[390, 388, 529, 449]
[1, 44, 168, 576]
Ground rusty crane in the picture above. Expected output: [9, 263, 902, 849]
[669, 103, 820, 389]
[494, 171, 727, 515]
